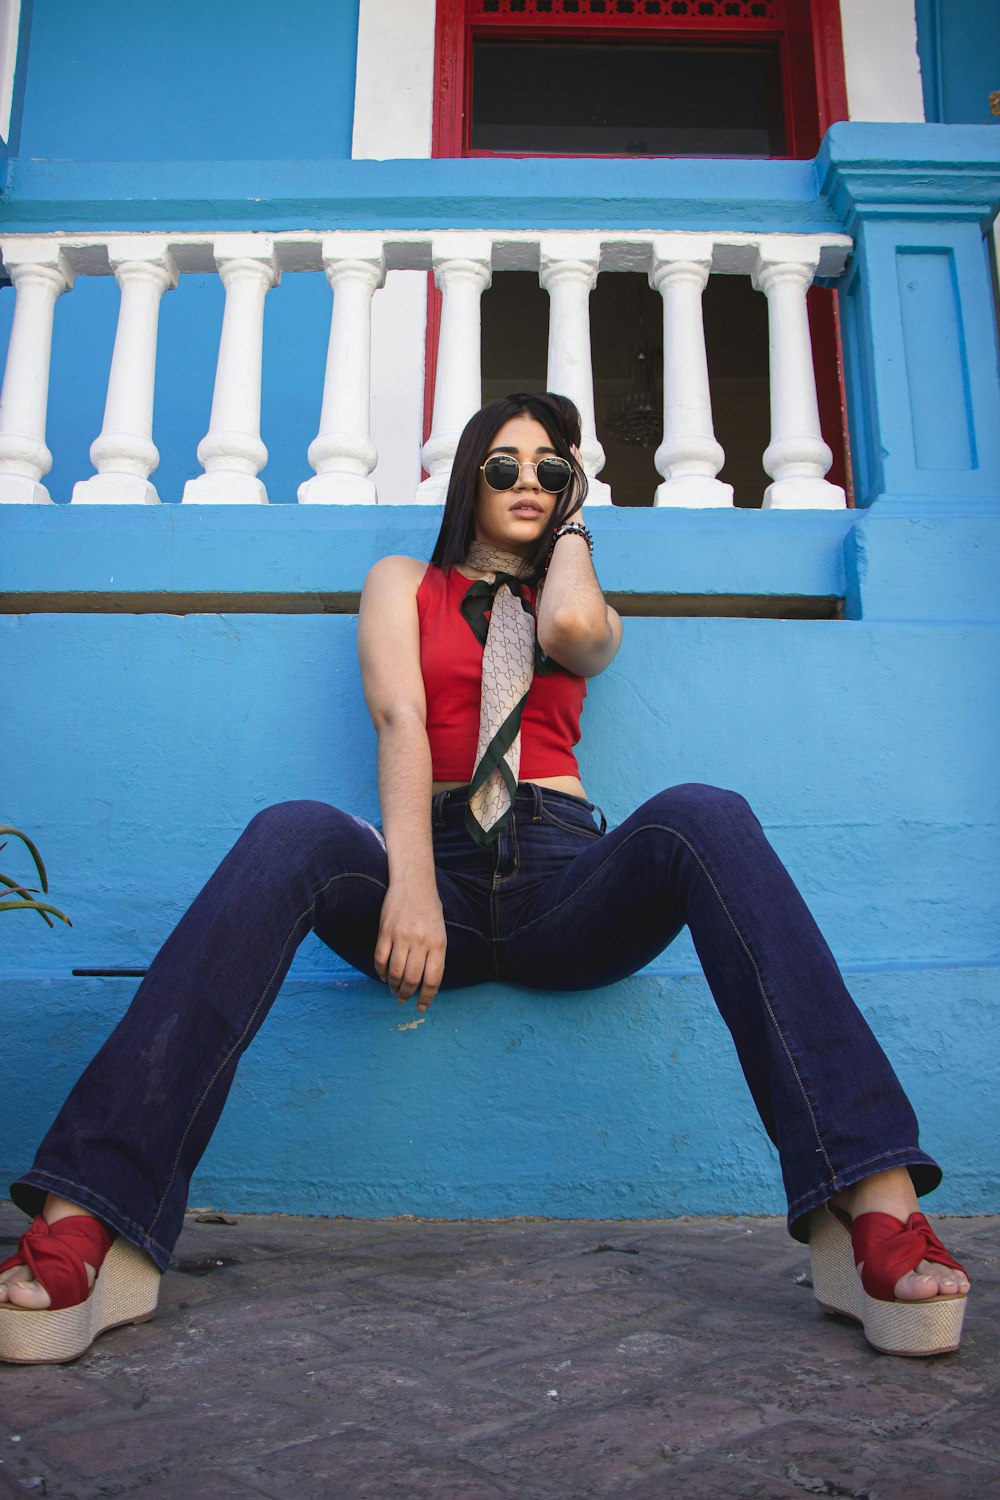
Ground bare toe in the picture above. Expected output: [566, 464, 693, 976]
[0, 1269, 52, 1310]
[924, 1258, 970, 1296]
[894, 1259, 970, 1302]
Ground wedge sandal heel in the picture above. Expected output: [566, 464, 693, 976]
[809, 1203, 968, 1358]
[0, 1237, 161, 1366]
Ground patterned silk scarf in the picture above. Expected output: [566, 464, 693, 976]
[460, 540, 537, 847]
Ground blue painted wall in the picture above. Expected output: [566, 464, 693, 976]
[915, 0, 1000, 126]
[1, 5, 998, 1224]
[15, 0, 360, 162]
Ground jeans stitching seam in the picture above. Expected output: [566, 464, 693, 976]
[444, 918, 484, 936]
[787, 1147, 935, 1220]
[493, 829, 520, 886]
[146, 869, 386, 1238]
[15, 1171, 169, 1260]
[540, 814, 601, 838]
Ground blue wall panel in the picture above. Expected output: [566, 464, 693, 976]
[15, 0, 361, 163]
[896, 248, 973, 471]
[916, 0, 1000, 126]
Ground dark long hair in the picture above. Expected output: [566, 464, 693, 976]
[429, 392, 588, 582]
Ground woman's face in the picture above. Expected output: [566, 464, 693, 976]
[473, 414, 564, 557]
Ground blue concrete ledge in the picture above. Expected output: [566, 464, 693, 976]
[2, 125, 996, 239]
[819, 122, 1000, 226]
[3, 964, 996, 1222]
[0, 155, 836, 235]
[0, 504, 854, 601]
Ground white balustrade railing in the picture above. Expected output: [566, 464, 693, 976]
[0, 229, 852, 509]
[417, 235, 493, 504]
[539, 235, 611, 506]
[752, 237, 846, 509]
[0, 241, 73, 504]
[300, 233, 385, 505]
[73, 237, 177, 505]
[182, 236, 279, 505]
[650, 234, 732, 509]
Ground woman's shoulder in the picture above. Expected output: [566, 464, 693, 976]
[364, 553, 428, 583]
[362, 554, 429, 599]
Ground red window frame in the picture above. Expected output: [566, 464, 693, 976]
[432, 0, 848, 162]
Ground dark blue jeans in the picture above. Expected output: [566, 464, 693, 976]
[13, 784, 940, 1269]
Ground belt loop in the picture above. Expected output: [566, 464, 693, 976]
[530, 782, 543, 821]
[432, 790, 447, 828]
[593, 803, 608, 835]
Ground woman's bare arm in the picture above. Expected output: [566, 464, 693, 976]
[357, 555, 446, 1012]
[535, 518, 622, 677]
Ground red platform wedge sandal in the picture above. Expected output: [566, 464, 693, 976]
[810, 1202, 969, 1357]
[0, 1214, 160, 1365]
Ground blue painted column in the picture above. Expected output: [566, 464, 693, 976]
[819, 124, 1000, 620]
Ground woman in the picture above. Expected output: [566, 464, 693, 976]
[0, 392, 969, 1365]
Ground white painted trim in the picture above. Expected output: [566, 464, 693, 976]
[352, 0, 436, 503]
[352, 0, 436, 161]
[839, 0, 925, 123]
[0, 0, 22, 145]
[0, 229, 853, 279]
[370, 270, 427, 503]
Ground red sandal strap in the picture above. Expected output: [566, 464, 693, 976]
[0, 1214, 112, 1311]
[852, 1211, 967, 1303]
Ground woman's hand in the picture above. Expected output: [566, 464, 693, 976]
[374, 880, 447, 1012]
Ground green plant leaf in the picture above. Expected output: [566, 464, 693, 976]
[0, 827, 49, 892]
[0, 897, 71, 926]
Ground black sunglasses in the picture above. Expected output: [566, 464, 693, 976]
[480, 454, 573, 494]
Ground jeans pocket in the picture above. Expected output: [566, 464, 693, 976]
[538, 804, 604, 839]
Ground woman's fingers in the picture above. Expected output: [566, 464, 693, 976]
[416, 946, 446, 1013]
[388, 945, 424, 1002]
[382, 934, 445, 1007]
[375, 890, 447, 1007]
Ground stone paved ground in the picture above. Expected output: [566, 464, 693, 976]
[0, 1204, 997, 1500]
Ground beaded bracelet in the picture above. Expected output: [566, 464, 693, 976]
[549, 521, 594, 555]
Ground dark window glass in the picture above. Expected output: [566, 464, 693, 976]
[470, 39, 786, 156]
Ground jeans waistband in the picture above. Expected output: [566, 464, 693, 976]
[432, 783, 604, 831]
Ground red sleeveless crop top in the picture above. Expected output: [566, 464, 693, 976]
[416, 563, 586, 782]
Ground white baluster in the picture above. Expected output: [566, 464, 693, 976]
[299, 234, 385, 504]
[183, 236, 279, 504]
[539, 235, 610, 505]
[0, 241, 74, 504]
[752, 237, 845, 510]
[416, 235, 493, 504]
[72, 238, 177, 505]
[649, 235, 732, 509]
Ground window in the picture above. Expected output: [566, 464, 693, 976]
[470, 39, 787, 155]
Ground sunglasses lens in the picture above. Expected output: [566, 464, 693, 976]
[483, 456, 519, 490]
[536, 458, 572, 493]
